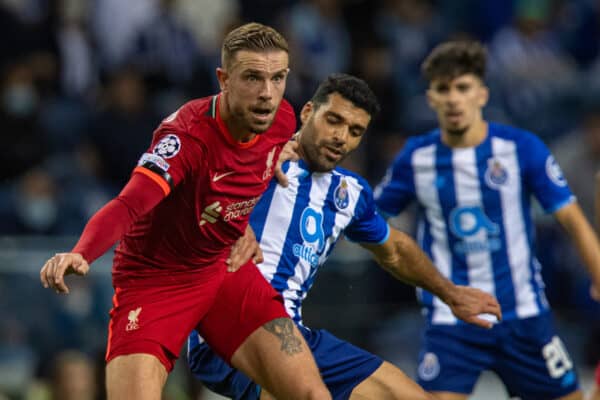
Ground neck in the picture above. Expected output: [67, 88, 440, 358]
[442, 117, 488, 148]
[219, 93, 256, 142]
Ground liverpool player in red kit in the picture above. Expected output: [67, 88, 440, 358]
[39, 23, 331, 400]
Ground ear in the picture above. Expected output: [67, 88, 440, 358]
[216, 68, 228, 92]
[426, 88, 435, 109]
[300, 101, 314, 125]
[478, 85, 489, 108]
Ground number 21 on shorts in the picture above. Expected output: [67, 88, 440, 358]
[542, 336, 573, 378]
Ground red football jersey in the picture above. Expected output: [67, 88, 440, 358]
[112, 94, 296, 283]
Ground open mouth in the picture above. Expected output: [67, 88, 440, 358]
[323, 146, 344, 161]
[250, 107, 273, 122]
[446, 111, 462, 124]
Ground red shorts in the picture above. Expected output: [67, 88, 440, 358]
[596, 362, 600, 385]
[105, 260, 287, 372]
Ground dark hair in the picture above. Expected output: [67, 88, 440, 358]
[221, 22, 288, 68]
[311, 73, 380, 117]
[421, 40, 487, 82]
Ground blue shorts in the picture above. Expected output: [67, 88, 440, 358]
[416, 312, 579, 399]
[187, 325, 383, 400]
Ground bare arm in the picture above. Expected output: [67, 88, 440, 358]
[554, 202, 600, 293]
[360, 227, 502, 328]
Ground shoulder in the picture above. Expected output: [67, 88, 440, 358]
[404, 130, 440, 153]
[488, 122, 543, 147]
[157, 96, 217, 140]
[332, 167, 372, 193]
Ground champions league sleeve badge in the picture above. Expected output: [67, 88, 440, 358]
[484, 158, 508, 189]
[334, 179, 349, 210]
[153, 134, 181, 159]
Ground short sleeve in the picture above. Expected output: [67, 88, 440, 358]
[521, 134, 575, 213]
[345, 179, 390, 244]
[134, 110, 206, 194]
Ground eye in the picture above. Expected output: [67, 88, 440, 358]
[246, 74, 259, 82]
[326, 115, 341, 124]
[350, 128, 364, 138]
[272, 74, 284, 83]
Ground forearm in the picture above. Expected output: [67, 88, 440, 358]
[368, 230, 456, 303]
[72, 198, 140, 263]
[556, 203, 600, 285]
[72, 172, 165, 263]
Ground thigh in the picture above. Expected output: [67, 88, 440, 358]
[495, 314, 580, 400]
[301, 328, 383, 400]
[416, 323, 496, 395]
[107, 273, 223, 372]
[230, 317, 326, 400]
[187, 332, 259, 400]
[106, 353, 168, 400]
[351, 361, 432, 400]
[197, 260, 288, 363]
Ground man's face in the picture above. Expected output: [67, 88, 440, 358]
[217, 50, 289, 134]
[299, 93, 371, 172]
[427, 73, 488, 136]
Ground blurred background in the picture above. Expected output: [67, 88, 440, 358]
[1, 0, 600, 398]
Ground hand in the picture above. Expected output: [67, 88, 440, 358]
[274, 139, 300, 187]
[40, 253, 89, 294]
[226, 225, 263, 272]
[446, 286, 502, 329]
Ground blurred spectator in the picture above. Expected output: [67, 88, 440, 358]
[0, 59, 48, 181]
[49, 350, 98, 400]
[283, 0, 351, 107]
[129, 0, 200, 94]
[487, 0, 579, 140]
[90, 0, 159, 70]
[55, 0, 99, 99]
[374, 0, 448, 131]
[553, 100, 600, 220]
[87, 67, 161, 187]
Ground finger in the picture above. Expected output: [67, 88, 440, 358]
[470, 317, 493, 329]
[45, 258, 59, 290]
[274, 168, 289, 187]
[253, 247, 264, 264]
[40, 262, 51, 288]
[53, 256, 71, 294]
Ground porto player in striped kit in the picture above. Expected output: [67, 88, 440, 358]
[39, 23, 330, 400]
[188, 73, 501, 400]
[375, 40, 600, 400]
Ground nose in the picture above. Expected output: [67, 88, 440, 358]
[332, 126, 348, 144]
[446, 88, 460, 105]
[258, 80, 273, 101]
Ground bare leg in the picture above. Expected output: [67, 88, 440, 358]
[231, 318, 331, 400]
[106, 353, 168, 400]
[350, 361, 434, 400]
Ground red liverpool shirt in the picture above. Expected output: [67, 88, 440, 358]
[109, 94, 295, 282]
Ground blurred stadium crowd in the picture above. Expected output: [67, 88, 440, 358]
[2, 0, 600, 398]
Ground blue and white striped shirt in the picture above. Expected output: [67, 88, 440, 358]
[375, 123, 575, 324]
[251, 160, 390, 325]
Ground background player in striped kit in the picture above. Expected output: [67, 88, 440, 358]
[375, 40, 600, 400]
[188, 73, 502, 400]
